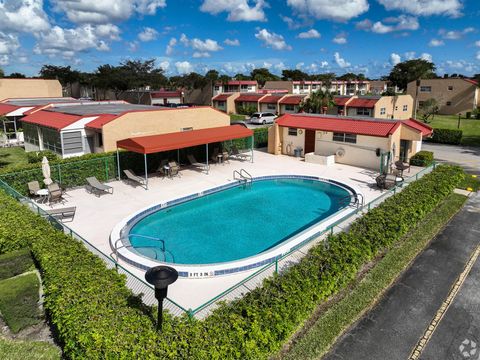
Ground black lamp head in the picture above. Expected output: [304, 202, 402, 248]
[145, 265, 178, 289]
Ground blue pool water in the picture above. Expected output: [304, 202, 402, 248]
[129, 179, 350, 265]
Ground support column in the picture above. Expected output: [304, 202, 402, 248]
[177, 149, 180, 164]
[251, 135, 254, 163]
[206, 143, 209, 174]
[144, 153, 148, 190]
[116, 149, 121, 180]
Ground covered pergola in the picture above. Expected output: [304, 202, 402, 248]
[116, 125, 254, 189]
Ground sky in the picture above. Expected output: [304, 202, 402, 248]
[0, 0, 479, 78]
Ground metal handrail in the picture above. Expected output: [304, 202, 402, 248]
[240, 168, 252, 182]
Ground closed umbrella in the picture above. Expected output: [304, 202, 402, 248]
[42, 156, 52, 185]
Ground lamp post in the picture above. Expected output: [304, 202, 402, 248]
[145, 266, 178, 332]
[457, 113, 461, 129]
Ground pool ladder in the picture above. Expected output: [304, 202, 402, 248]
[233, 168, 252, 187]
[112, 233, 175, 263]
[338, 193, 364, 209]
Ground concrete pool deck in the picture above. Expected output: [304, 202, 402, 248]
[38, 150, 425, 311]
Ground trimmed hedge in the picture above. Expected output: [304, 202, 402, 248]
[410, 150, 434, 167]
[0, 165, 464, 359]
[429, 128, 463, 145]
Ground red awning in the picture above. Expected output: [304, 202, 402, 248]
[0, 104, 18, 115]
[235, 94, 265, 102]
[117, 125, 253, 154]
[347, 98, 379, 108]
[279, 96, 305, 105]
[259, 95, 283, 103]
[334, 97, 351, 106]
[212, 94, 232, 101]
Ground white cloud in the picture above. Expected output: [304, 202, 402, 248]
[475, 40, 480, 47]
[370, 15, 419, 34]
[477, 52, 480, 61]
[96, 24, 121, 40]
[224, 38, 240, 46]
[320, 61, 329, 67]
[356, 19, 372, 30]
[390, 53, 401, 65]
[274, 62, 286, 72]
[439, 27, 475, 40]
[334, 52, 350, 68]
[165, 37, 176, 55]
[280, 15, 301, 30]
[0, 32, 19, 55]
[51, 0, 166, 24]
[297, 29, 321, 39]
[0, 0, 50, 33]
[200, 0, 267, 22]
[128, 41, 139, 51]
[33, 25, 114, 58]
[0, 55, 9, 65]
[421, 52, 432, 62]
[429, 39, 444, 47]
[377, 0, 462, 17]
[333, 32, 347, 44]
[158, 60, 169, 71]
[179, 34, 223, 58]
[138, 27, 158, 41]
[255, 29, 292, 50]
[192, 51, 211, 58]
[175, 61, 193, 74]
[404, 51, 416, 60]
[287, 0, 369, 22]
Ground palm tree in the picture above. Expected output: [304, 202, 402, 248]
[299, 89, 335, 114]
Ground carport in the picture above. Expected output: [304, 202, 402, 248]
[116, 125, 254, 189]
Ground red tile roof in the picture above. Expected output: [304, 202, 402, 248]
[0, 104, 18, 115]
[85, 114, 119, 130]
[259, 95, 283, 103]
[403, 118, 433, 136]
[347, 98, 379, 108]
[334, 97, 351, 106]
[276, 114, 406, 137]
[117, 125, 253, 154]
[151, 91, 182, 98]
[20, 110, 82, 130]
[215, 80, 257, 86]
[235, 94, 265, 102]
[279, 96, 305, 105]
[212, 94, 233, 101]
[463, 78, 478, 86]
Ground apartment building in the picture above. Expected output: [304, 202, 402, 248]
[406, 78, 479, 115]
[213, 81, 258, 96]
[0, 78, 62, 100]
[330, 95, 413, 120]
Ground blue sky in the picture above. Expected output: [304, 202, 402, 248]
[0, 0, 479, 78]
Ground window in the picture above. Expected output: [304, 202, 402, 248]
[395, 106, 398, 111]
[356, 107, 370, 116]
[448, 86, 453, 91]
[285, 104, 295, 111]
[403, 105, 408, 111]
[23, 123, 39, 146]
[62, 131, 82, 155]
[446, 101, 452, 106]
[288, 128, 298, 136]
[380, 107, 386, 115]
[420, 86, 432, 92]
[241, 84, 248, 91]
[214, 86, 220, 91]
[333, 132, 357, 144]
[42, 127, 62, 154]
[97, 132, 103, 147]
[217, 101, 225, 107]
[267, 103, 276, 110]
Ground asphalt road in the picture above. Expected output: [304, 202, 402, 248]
[323, 194, 480, 360]
[422, 143, 480, 175]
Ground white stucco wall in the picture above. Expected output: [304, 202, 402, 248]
[282, 127, 306, 156]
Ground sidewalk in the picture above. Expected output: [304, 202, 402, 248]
[323, 193, 480, 360]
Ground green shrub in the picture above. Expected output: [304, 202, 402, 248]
[26, 150, 59, 164]
[410, 151, 434, 167]
[0, 165, 464, 359]
[237, 105, 257, 116]
[429, 128, 463, 144]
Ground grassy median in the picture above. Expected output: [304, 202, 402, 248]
[278, 193, 467, 360]
[0, 337, 60, 360]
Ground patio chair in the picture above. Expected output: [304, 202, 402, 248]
[395, 160, 411, 175]
[123, 169, 147, 187]
[86, 177, 113, 196]
[187, 154, 209, 173]
[157, 159, 169, 177]
[168, 161, 181, 177]
[210, 148, 220, 164]
[47, 183, 66, 205]
[231, 146, 251, 161]
[27, 181, 41, 197]
[222, 151, 230, 164]
[43, 206, 76, 222]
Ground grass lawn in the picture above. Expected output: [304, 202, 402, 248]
[0, 337, 60, 360]
[458, 173, 480, 192]
[230, 114, 247, 122]
[0, 249, 34, 281]
[426, 114, 480, 147]
[278, 193, 467, 360]
[0, 273, 42, 333]
[0, 147, 29, 169]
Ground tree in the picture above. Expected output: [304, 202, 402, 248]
[120, 59, 167, 92]
[233, 73, 251, 80]
[93, 64, 130, 100]
[418, 98, 439, 123]
[250, 68, 279, 86]
[0, 68, 4, 78]
[7, 72, 26, 78]
[388, 59, 436, 91]
[204, 69, 219, 82]
[474, 74, 480, 87]
[299, 89, 335, 114]
[337, 72, 358, 81]
[311, 72, 336, 88]
[39, 65, 80, 85]
[281, 69, 309, 81]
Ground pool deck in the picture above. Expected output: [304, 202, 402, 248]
[38, 150, 424, 311]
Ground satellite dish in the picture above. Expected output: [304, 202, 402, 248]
[336, 148, 346, 157]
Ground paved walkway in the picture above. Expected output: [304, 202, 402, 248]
[422, 143, 480, 175]
[323, 193, 480, 360]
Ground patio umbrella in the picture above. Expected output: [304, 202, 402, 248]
[42, 156, 52, 185]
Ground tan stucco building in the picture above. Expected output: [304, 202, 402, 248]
[0, 79, 62, 100]
[268, 113, 432, 170]
[406, 78, 479, 115]
[343, 95, 413, 120]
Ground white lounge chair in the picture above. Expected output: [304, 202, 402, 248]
[187, 155, 209, 173]
[123, 169, 147, 187]
[86, 177, 113, 196]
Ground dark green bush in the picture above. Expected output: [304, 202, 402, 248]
[26, 150, 59, 164]
[0, 249, 34, 280]
[429, 128, 463, 145]
[410, 151, 434, 167]
[0, 165, 464, 359]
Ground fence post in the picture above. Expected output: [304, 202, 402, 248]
[275, 259, 278, 274]
[330, 226, 334, 235]
[187, 309, 194, 319]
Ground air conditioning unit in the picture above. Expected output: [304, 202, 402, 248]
[336, 148, 346, 157]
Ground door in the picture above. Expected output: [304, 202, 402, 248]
[304, 130, 316, 154]
[400, 139, 409, 162]
[85, 136, 95, 154]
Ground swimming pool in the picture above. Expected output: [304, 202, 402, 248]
[111, 176, 355, 278]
